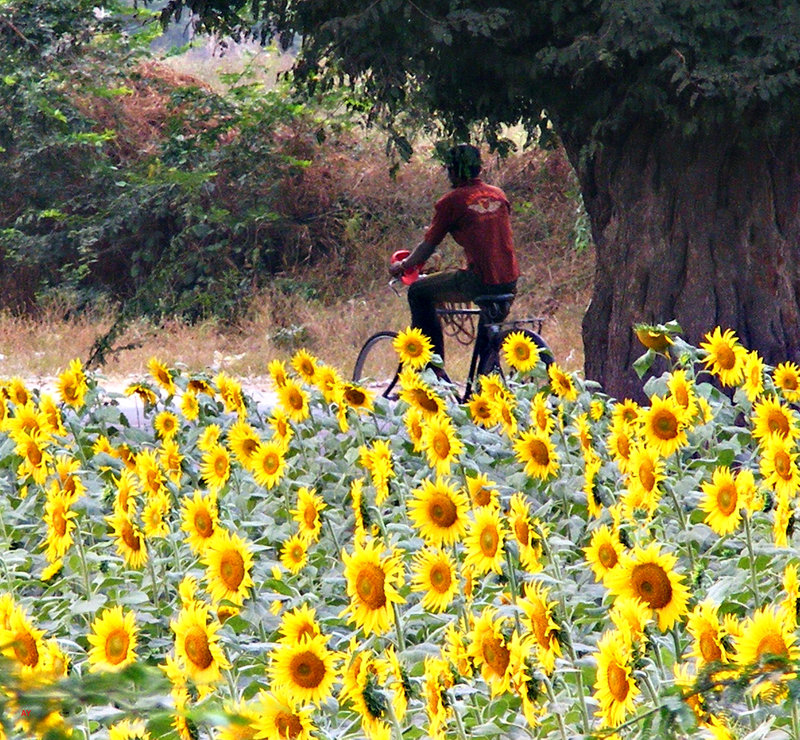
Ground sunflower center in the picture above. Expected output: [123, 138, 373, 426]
[631, 562, 672, 610]
[514, 519, 530, 546]
[195, 509, 213, 537]
[431, 432, 450, 458]
[428, 493, 458, 528]
[638, 459, 656, 492]
[473, 487, 492, 507]
[303, 504, 318, 529]
[480, 525, 500, 557]
[220, 550, 245, 590]
[105, 628, 130, 664]
[345, 388, 367, 406]
[530, 609, 551, 646]
[715, 344, 737, 370]
[481, 634, 510, 676]
[263, 452, 281, 475]
[429, 563, 452, 593]
[275, 711, 303, 738]
[53, 508, 68, 537]
[653, 410, 678, 440]
[405, 340, 422, 358]
[783, 374, 799, 391]
[607, 661, 630, 702]
[774, 450, 792, 479]
[214, 455, 228, 477]
[617, 434, 631, 459]
[757, 633, 789, 661]
[767, 411, 790, 436]
[527, 439, 550, 467]
[289, 544, 304, 563]
[514, 344, 531, 361]
[474, 401, 492, 420]
[674, 385, 689, 408]
[699, 632, 722, 663]
[121, 522, 142, 552]
[412, 390, 440, 414]
[184, 627, 214, 670]
[26, 442, 43, 466]
[598, 543, 619, 570]
[13, 632, 39, 667]
[288, 390, 304, 410]
[289, 650, 326, 688]
[716, 483, 738, 516]
[296, 624, 316, 642]
[356, 563, 387, 610]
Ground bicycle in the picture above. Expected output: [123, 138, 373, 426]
[352, 281, 553, 402]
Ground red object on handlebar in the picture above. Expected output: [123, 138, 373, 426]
[391, 249, 421, 285]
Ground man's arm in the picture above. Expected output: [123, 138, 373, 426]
[389, 239, 437, 278]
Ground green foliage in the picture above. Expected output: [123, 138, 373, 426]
[0, 0, 359, 331]
[157, 1, 800, 154]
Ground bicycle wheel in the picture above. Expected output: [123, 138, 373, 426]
[479, 328, 554, 378]
[352, 331, 402, 396]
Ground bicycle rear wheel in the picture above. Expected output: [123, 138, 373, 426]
[478, 328, 554, 378]
[352, 331, 402, 397]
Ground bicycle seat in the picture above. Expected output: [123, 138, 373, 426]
[473, 293, 515, 323]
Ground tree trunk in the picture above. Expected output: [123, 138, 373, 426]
[563, 121, 800, 402]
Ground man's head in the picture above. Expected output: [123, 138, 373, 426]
[445, 143, 481, 185]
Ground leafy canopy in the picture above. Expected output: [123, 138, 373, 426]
[158, 0, 800, 152]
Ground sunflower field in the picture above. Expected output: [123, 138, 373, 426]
[3, 325, 800, 739]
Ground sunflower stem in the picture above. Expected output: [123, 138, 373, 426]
[384, 698, 405, 740]
[391, 601, 406, 653]
[639, 669, 660, 706]
[666, 482, 696, 575]
[792, 700, 800, 740]
[73, 518, 93, 598]
[450, 696, 470, 740]
[542, 674, 569, 740]
[743, 512, 762, 607]
[503, 542, 523, 635]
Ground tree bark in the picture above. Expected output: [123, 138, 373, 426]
[563, 120, 800, 402]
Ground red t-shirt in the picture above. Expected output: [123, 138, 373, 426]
[424, 178, 519, 286]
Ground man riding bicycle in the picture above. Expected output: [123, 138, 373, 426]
[388, 144, 519, 374]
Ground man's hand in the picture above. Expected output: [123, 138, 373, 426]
[388, 258, 407, 279]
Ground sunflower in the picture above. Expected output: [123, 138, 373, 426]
[743, 351, 765, 402]
[268, 633, 338, 706]
[180, 390, 200, 421]
[43, 489, 77, 563]
[410, 547, 459, 613]
[278, 604, 322, 645]
[126, 382, 158, 406]
[171, 601, 230, 684]
[38, 393, 65, 436]
[751, 395, 800, 447]
[113, 470, 140, 515]
[491, 391, 518, 438]
[393, 327, 434, 370]
[612, 398, 640, 427]
[404, 407, 425, 451]
[467, 392, 498, 428]
[109, 719, 150, 740]
[398, 374, 445, 418]
[341, 538, 405, 636]
[227, 420, 261, 470]
[359, 439, 394, 506]
[735, 605, 799, 700]
[633, 323, 674, 353]
[215, 372, 246, 415]
[56, 359, 89, 408]
[216, 699, 260, 740]
[773, 489, 794, 547]
[667, 369, 699, 421]
[520, 580, 562, 674]
[608, 596, 652, 641]
[291, 349, 319, 384]
[606, 543, 690, 631]
[154, 410, 180, 440]
[86, 606, 137, 672]
[700, 327, 747, 387]
[148, 357, 176, 395]
[269, 408, 295, 449]
[529, 394, 555, 435]
[622, 444, 664, 518]
[7, 376, 30, 406]
[407, 477, 470, 546]
[774, 361, 800, 402]
[268, 359, 289, 389]
[466, 472, 498, 509]
[181, 491, 219, 555]
[278, 380, 311, 423]
[423, 655, 452, 738]
[254, 688, 315, 740]
[159, 438, 183, 485]
[513, 429, 559, 481]
[14, 429, 52, 485]
[342, 382, 374, 414]
[204, 530, 255, 606]
[639, 395, 688, 458]
[759, 434, 800, 498]
[0, 604, 45, 673]
[142, 492, 170, 539]
[106, 508, 148, 569]
[291, 487, 326, 543]
[463, 505, 507, 576]
[201, 443, 231, 491]
[467, 606, 516, 697]
[583, 452, 605, 519]
[135, 448, 165, 497]
[420, 414, 463, 476]
[280, 534, 308, 574]
[507, 492, 533, 548]
[252, 440, 287, 489]
[699, 466, 743, 535]
[315, 364, 344, 404]
[547, 362, 578, 401]
[502, 331, 540, 373]
[572, 413, 593, 454]
[593, 629, 639, 728]
[584, 524, 625, 584]
[686, 600, 732, 667]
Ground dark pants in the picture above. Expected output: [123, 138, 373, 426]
[408, 269, 517, 360]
